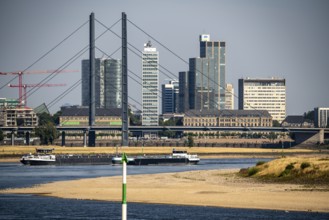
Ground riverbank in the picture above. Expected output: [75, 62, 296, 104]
[2, 157, 329, 212]
[0, 146, 326, 162]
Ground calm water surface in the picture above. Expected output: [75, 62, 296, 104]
[1, 158, 328, 220]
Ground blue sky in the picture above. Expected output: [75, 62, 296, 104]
[0, 0, 328, 115]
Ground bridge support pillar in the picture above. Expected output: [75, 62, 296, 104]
[25, 132, 30, 146]
[88, 130, 96, 147]
[61, 131, 66, 147]
[293, 129, 325, 146]
[83, 130, 87, 147]
[319, 129, 324, 144]
[121, 12, 129, 147]
[11, 130, 15, 146]
[88, 12, 96, 147]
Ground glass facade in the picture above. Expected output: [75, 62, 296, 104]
[178, 71, 189, 113]
[188, 35, 226, 111]
[81, 58, 121, 109]
[162, 80, 179, 114]
[104, 59, 122, 109]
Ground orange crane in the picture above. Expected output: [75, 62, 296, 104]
[0, 69, 79, 107]
[8, 83, 67, 107]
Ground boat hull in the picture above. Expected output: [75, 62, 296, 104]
[111, 156, 136, 165]
[56, 155, 112, 165]
[133, 157, 199, 165]
[20, 154, 56, 166]
[112, 156, 199, 166]
[20, 158, 31, 165]
[29, 159, 56, 166]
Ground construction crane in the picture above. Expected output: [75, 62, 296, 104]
[8, 83, 67, 107]
[0, 69, 79, 107]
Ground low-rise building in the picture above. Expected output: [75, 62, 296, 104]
[0, 107, 38, 127]
[184, 109, 272, 127]
[59, 106, 122, 126]
[281, 115, 313, 128]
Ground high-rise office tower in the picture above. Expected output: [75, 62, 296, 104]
[225, 83, 234, 110]
[81, 58, 121, 109]
[178, 71, 189, 113]
[188, 34, 226, 111]
[104, 59, 122, 109]
[238, 77, 286, 123]
[142, 41, 159, 126]
[162, 80, 179, 114]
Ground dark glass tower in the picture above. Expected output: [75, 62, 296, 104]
[81, 58, 122, 109]
[188, 34, 226, 110]
[162, 80, 179, 114]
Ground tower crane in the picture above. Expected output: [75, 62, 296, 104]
[8, 83, 67, 107]
[0, 69, 79, 107]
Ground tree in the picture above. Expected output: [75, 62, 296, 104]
[52, 111, 62, 125]
[37, 112, 55, 126]
[268, 132, 278, 142]
[129, 108, 141, 126]
[35, 112, 59, 145]
[187, 135, 194, 147]
[272, 120, 281, 127]
[303, 110, 314, 122]
[35, 121, 58, 145]
[0, 129, 4, 142]
[159, 117, 182, 138]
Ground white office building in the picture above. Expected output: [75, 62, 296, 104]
[314, 107, 329, 128]
[142, 41, 159, 126]
[225, 83, 234, 110]
[238, 77, 286, 123]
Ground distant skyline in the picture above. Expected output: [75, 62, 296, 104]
[0, 0, 328, 115]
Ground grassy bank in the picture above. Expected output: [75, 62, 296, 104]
[240, 156, 329, 185]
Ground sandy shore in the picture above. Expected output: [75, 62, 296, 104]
[2, 169, 328, 212]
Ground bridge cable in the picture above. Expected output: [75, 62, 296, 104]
[24, 19, 122, 105]
[126, 19, 273, 127]
[0, 20, 89, 91]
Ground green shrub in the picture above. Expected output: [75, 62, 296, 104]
[256, 161, 266, 166]
[286, 163, 294, 170]
[300, 162, 311, 170]
[279, 163, 294, 177]
[248, 167, 259, 176]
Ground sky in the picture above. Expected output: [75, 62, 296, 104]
[0, 0, 328, 115]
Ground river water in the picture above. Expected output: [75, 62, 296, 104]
[0, 158, 328, 220]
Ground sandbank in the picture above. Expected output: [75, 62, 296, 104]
[1, 169, 329, 212]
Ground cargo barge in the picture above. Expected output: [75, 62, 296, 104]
[112, 149, 200, 165]
[20, 148, 113, 165]
[20, 149, 199, 166]
[55, 154, 113, 165]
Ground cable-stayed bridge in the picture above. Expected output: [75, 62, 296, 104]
[1, 125, 328, 147]
[0, 12, 327, 147]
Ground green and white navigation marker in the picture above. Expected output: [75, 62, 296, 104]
[122, 153, 128, 220]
